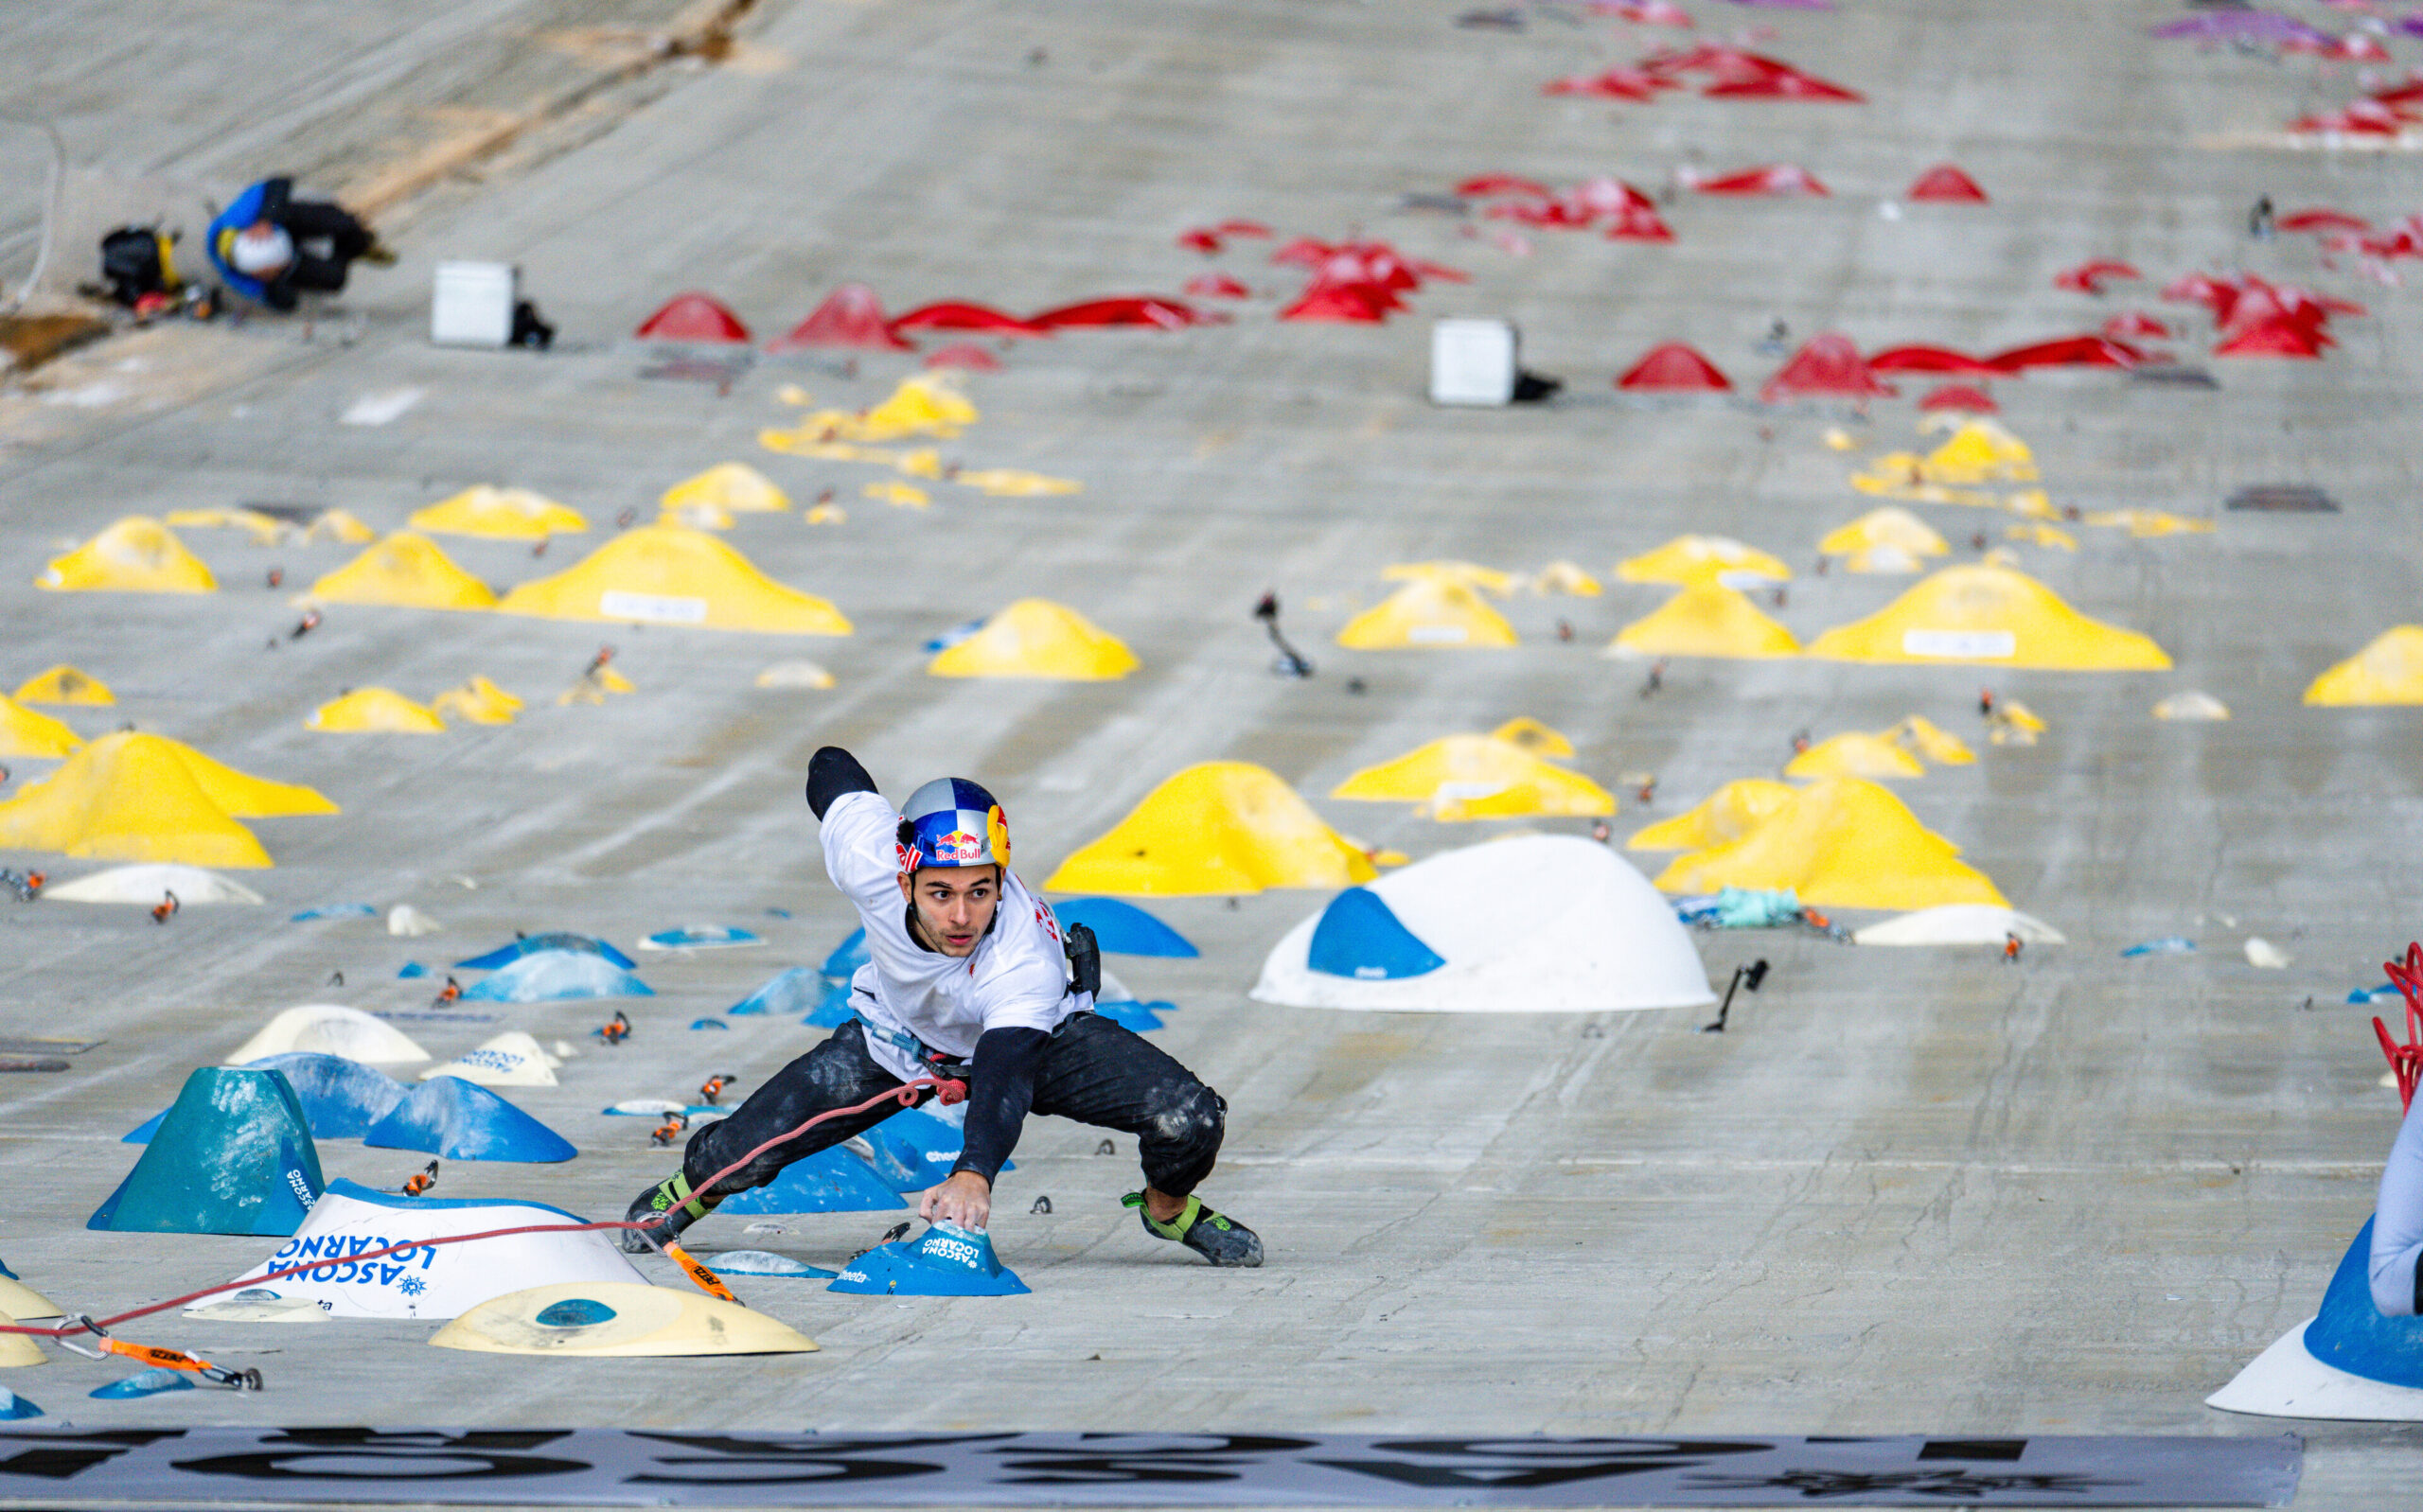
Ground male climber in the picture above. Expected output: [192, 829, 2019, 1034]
[623, 747, 1262, 1266]
[204, 176, 393, 311]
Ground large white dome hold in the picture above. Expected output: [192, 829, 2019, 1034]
[224, 1005, 429, 1066]
[1251, 835, 1715, 1012]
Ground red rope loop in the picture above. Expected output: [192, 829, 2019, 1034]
[2378, 942, 2423, 1115]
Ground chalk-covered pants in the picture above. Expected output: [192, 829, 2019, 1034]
[681, 1014, 1228, 1203]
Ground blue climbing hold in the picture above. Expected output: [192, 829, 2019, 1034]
[2122, 937, 2196, 958]
[2303, 1217, 2423, 1388]
[125, 1054, 408, 1144]
[398, 962, 428, 979]
[1091, 998, 1167, 1032]
[454, 932, 636, 971]
[2351, 983, 2400, 1006]
[855, 1107, 1007, 1192]
[717, 1147, 906, 1214]
[90, 1068, 323, 1236]
[363, 1076, 577, 1163]
[1052, 898, 1199, 958]
[828, 1221, 1029, 1296]
[0, 1389, 41, 1420]
[805, 978, 858, 1028]
[689, 1019, 729, 1031]
[534, 1298, 617, 1327]
[643, 925, 760, 950]
[727, 967, 820, 1016]
[821, 927, 870, 981]
[461, 950, 653, 1003]
[90, 1368, 193, 1400]
[922, 618, 986, 653]
[707, 1250, 836, 1278]
[291, 903, 377, 922]
[1307, 887, 1445, 980]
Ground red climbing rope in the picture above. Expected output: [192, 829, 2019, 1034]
[2377, 942, 2423, 1115]
[0, 1074, 965, 1342]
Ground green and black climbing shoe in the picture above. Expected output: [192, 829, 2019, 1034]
[621, 1172, 715, 1255]
[1123, 1191, 1263, 1268]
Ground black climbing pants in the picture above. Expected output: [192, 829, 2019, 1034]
[681, 1014, 1227, 1203]
[265, 201, 374, 308]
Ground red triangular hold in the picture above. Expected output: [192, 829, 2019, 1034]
[1696, 164, 1829, 197]
[768, 284, 913, 351]
[1177, 228, 1225, 254]
[1866, 344, 2001, 377]
[1279, 284, 1394, 323]
[923, 343, 1002, 372]
[1028, 296, 1213, 330]
[1704, 69, 1865, 102]
[1455, 174, 1556, 201]
[636, 292, 751, 343]
[1543, 68, 1666, 100]
[888, 301, 1048, 337]
[2277, 208, 2369, 234]
[1760, 332, 1895, 401]
[2213, 319, 2327, 358]
[1918, 383, 1998, 413]
[1616, 342, 1732, 391]
[2051, 259, 2142, 295]
[1606, 204, 1675, 241]
[1184, 273, 1252, 299]
[1987, 335, 2151, 372]
[1906, 164, 1989, 203]
[2101, 311, 2170, 341]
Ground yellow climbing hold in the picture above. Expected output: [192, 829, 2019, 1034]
[659, 501, 734, 531]
[1654, 776, 2007, 910]
[864, 481, 930, 509]
[1785, 731, 1925, 781]
[431, 677, 523, 726]
[1490, 717, 1575, 758]
[1892, 715, 1977, 765]
[12, 666, 113, 707]
[2005, 522, 2078, 552]
[1045, 762, 1378, 896]
[1335, 577, 1518, 649]
[1626, 779, 1797, 852]
[929, 600, 1139, 680]
[1616, 536, 1791, 588]
[858, 375, 978, 440]
[895, 449, 945, 480]
[497, 526, 852, 636]
[1528, 561, 1603, 597]
[307, 533, 497, 611]
[1607, 584, 1798, 659]
[1331, 734, 1615, 821]
[2081, 508, 2215, 538]
[409, 486, 589, 540]
[0, 732, 332, 868]
[805, 504, 846, 525]
[164, 507, 287, 545]
[37, 518, 217, 594]
[1382, 561, 1517, 597]
[1804, 565, 2169, 670]
[955, 468, 1083, 497]
[1820, 507, 1948, 559]
[2306, 626, 2423, 706]
[1921, 419, 2037, 484]
[307, 509, 378, 545]
[663, 463, 789, 515]
[0, 696, 80, 758]
[307, 689, 446, 734]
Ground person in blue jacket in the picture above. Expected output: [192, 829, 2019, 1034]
[205, 177, 391, 311]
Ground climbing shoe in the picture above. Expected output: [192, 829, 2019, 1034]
[1123, 1191, 1263, 1268]
[620, 1171, 715, 1255]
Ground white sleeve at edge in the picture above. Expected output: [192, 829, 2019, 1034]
[2369, 1094, 2423, 1315]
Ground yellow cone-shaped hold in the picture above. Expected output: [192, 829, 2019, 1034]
[1627, 779, 1796, 852]
[1382, 560, 1517, 596]
[1608, 584, 1798, 659]
[857, 375, 978, 441]
[1821, 506, 1948, 559]
[663, 463, 789, 515]
[13, 666, 114, 707]
[1335, 578, 1517, 649]
[1785, 731, 1926, 781]
[1654, 777, 2007, 911]
[156, 738, 338, 818]
[1333, 734, 1613, 820]
[497, 526, 852, 636]
[431, 677, 522, 725]
[1490, 717, 1575, 758]
[864, 481, 929, 509]
[956, 468, 1082, 497]
[1894, 715, 1977, 765]
[0, 733, 276, 867]
[409, 486, 588, 540]
[2005, 522, 2078, 552]
[308, 533, 497, 611]
[1616, 535, 1791, 588]
[1922, 419, 2037, 483]
[1045, 762, 1378, 896]
[37, 517, 217, 594]
[307, 508, 378, 545]
[2306, 626, 2423, 706]
[164, 507, 286, 545]
[307, 689, 446, 733]
[1804, 565, 2170, 670]
[0, 1322, 40, 1369]
[0, 697, 80, 758]
[928, 600, 1139, 680]
[431, 1282, 817, 1358]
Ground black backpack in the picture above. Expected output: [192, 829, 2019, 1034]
[97, 226, 180, 307]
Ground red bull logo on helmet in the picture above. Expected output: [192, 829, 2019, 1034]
[932, 829, 986, 864]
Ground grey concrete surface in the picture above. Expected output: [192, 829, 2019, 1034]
[2, 0, 2422, 1504]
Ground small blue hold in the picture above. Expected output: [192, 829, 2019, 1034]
[398, 962, 428, 979]
[1308, 888, 1444, 980]
[922, 617, 986, 653]
[533, 1298, 617, 1327]
[765, 907, 792, 919]
[689, 1018, 729, 1031]
[1091, 999, 1166, 1033]
[0, 1388, 41, 1420]
[2122, 937, 2196, 958]
[828, 1220, 1029, 1296]
[2351, 983, 2400, 1006]
[91, 1368, 195, 1400]
[290, 904, 377, 922]
[708, 1250, 836, 1278]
